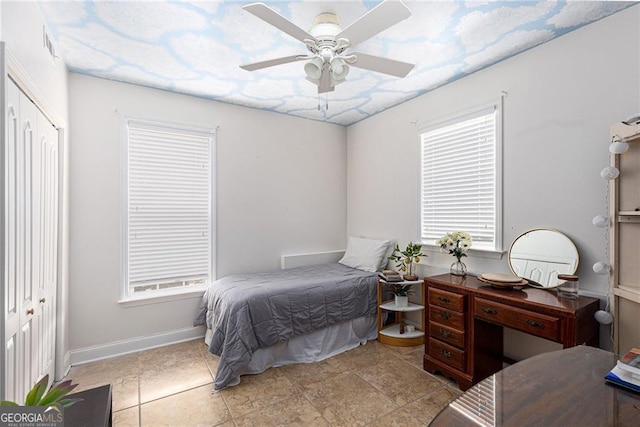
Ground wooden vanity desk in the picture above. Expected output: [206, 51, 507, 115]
[424, 273, 599, 391]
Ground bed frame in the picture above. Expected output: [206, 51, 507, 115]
[280, 250, 345, 269]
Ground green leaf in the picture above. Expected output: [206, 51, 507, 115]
[0, 401, 19, 406]
[25, 374, 50, 406]
[38, 381, 78, 407]
[57, 397, 84, 408]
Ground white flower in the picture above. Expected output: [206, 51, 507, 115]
[439, 231, 473, 252]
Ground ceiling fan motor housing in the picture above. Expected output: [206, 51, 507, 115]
[310, 13, 342, 46]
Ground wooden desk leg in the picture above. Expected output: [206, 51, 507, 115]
[586, 335, 599, 347]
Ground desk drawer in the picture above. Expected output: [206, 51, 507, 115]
[474, 298, 560, 342]
[429, 306, 465, 330]
[428, 288, 465, 312]
[429, 338, 465, 371]
[429, 322, 465, 348]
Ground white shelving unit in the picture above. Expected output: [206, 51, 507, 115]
[610, 120, 640, 354]
[377, 279, 425, 346]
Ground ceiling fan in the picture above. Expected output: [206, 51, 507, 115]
[239, 0, 415, 94]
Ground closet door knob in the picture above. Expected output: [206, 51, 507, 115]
[39, 298, 46, 303]
[27, 308, 35, 315]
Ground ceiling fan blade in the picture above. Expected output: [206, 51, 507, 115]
[240, 55, 305, 71]
[349, 52, 414, 77]
[317, 68, 334, 94]
[336, 0, 411, 48]
[243, 3, 316, 43]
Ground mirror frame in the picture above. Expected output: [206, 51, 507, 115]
[508, 228, 579, 288]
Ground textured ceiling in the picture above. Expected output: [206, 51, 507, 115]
[39, 1, 634, 126]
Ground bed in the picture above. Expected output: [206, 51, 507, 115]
[193, 237, 392, 391]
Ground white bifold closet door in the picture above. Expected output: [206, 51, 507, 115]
[3, 77, 58, 403]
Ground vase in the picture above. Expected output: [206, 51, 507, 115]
[394, 295, 408, 307]
[450, 259, 467, 276]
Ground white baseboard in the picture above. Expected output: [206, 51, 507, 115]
[69, 326, 206, 366]
[55, 351, 72, 381]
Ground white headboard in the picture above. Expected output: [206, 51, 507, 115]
[280, 250, 345, 269]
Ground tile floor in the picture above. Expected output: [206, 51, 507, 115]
[64, 339, 462, 426]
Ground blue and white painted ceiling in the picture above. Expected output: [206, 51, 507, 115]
[40, 1, 634, 126]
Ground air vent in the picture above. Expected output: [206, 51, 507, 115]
[42, 26, 57, 60]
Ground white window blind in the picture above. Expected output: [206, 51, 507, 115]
[124, 118, 214, 297]
[449, 375, 496, 426]
[420, 105, 501, 251]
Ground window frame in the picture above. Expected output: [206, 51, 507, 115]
[120, 116, 216, 303]
[418, 100, 503, 254]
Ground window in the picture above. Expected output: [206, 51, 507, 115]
[420, 103, 502, 252]
[122, 117, 215, 299]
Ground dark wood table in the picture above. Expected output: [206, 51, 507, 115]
[64, 384, 112, 427]
[429, 346, 640, 426]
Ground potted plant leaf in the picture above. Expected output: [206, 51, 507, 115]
[388, 242, 426, 281]
[388, 282, 414, 307]
[0, 374, 82, 409]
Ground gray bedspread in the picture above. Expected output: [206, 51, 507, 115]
[193, 263, 378, 391]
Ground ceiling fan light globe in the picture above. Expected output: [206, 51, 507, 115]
[331, 64, 349, 83]
[304, 57, 324, 80]
[330, 57, 349, 79]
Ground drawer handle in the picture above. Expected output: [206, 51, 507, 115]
[439, 328, 452, 338]
[481, 307, 497, 315]
[439, 348, 451, 358]
[439, 311, 450, 320]
[526, 319, 545, 328]
[438, 296, 450, 303]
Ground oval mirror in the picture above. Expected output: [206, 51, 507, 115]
[508, 228, 579, 288]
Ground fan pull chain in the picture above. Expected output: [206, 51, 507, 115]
[317, 94, 329, 111]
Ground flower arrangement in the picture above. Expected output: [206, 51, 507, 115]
[437, 231, 472, 260]
[388, 242, 426, 280]
[437, 231, 472, 276]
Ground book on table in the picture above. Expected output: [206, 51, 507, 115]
[378, 270, 403, 282]
[605, 348, 640, 393]
[619, 347, 640, 373]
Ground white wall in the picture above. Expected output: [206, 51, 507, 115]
[1, 2, 70, 379]
[68, 74, 347, 356]
[347, 6, 640, 356]
[1, 2, 68, 119]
